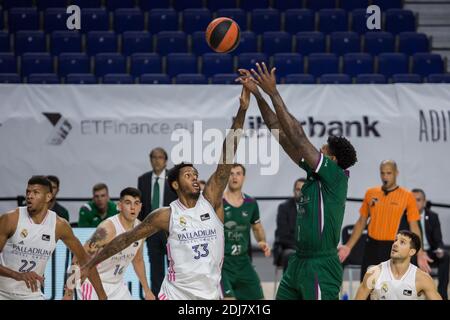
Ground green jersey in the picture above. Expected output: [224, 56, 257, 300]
[223, 194, 260, 257]
[297, 153, 349, 254]
[78, 200, 118, 227]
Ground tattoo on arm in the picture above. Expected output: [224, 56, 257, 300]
[86, 227, 108, 255]
[205, 106, 247, 208]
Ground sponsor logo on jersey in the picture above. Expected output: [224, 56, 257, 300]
[298, 195, 311, 204]
[242, 211, 248, 217]
[179, 216, 187, 231]
[403, 289, 412, 296]
[177, 229, 217, 242]
[42, 234, 51, 241]
[18, 241, 24, 245]
[20, 229, 28, 238]
[12, 244, 53, 258]
[224, 221, 237, 229]
[133, 241, 139, 247]
[200, 213, 210, 221]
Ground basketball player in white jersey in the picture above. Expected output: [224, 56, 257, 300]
[63, 187, 154, 300]
[81, 87, 250, 300]
[0, 176, 106, 300]
[355, 230, 442, 300]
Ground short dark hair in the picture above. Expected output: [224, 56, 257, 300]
[398, 230, 421, 255]
[167, 162, 194, 193]
[232, 163, 246, 175]
[327, 135, 357, 170]
[150, 147, 168, 161]
[412, 188, 426, 199]
[120, 187, 141, 200]
[28, 175, 52, 194]
[93, 183, 108, 194]
[46, 175, 60, 188]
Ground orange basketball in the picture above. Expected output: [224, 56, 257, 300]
[205, 17, 240, 53]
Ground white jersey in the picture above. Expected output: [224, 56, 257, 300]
[370, 260, 421, 300]
[77, 214, 142, 300]
[159, 194, 224, 300]
[0, 207, 57, 299]
[96, 215, 142, 284]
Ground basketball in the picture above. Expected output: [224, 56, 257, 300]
[205, 17, 240, 53]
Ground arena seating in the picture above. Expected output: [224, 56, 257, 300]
[0, 0, 448, 84]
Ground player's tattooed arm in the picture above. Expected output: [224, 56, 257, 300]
[56, 217, 107, 300]
[236, 70, 301, 164]
[85, 221, 114, 256]
[250, 62, 320, 169]
[83, 207, 170, 270]
[204, 87, 248, 220]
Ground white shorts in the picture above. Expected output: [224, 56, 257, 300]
[77, 281, 132, 300]
[158, 279, 221, 300]
[0, 289, 45, 300]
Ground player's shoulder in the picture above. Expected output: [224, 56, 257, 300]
[97, 218, 115, 232]
[367, 263, 382, 273]
[0, 208, 19, 219]
[242, 193, 257, 204]
[0, 208, 20, 231]
[415, 267, 433, 283]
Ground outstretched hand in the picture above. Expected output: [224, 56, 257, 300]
[235, 69, 261, 98]
[250, 62, 278, 96]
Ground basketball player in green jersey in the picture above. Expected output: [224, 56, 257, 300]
[222, 164, 271, 300]
[237, 64, 357, 300]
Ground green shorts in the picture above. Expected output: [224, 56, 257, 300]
[276, 250, 343, 300]
[221, 255, 264, 300]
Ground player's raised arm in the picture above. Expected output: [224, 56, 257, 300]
[81, 207, 170, 273]
[84, 220, 115, 256]
[56, 217, 107, 300]
[203, 87, 249, 222]
[251, 62, 321, 169]
[236, 70, 302, 164]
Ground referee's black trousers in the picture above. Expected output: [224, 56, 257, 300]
[360, 236, 394, 281]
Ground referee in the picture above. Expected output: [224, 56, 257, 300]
[338, 160, 433, 280]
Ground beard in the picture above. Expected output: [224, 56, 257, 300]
[189, 190, 201, 200]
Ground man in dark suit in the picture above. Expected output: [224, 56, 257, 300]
[273, 178, 305, 271]
[413, 188, 449, 300]
[138, 147, 177, 297]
